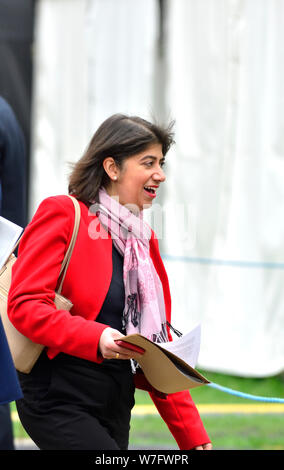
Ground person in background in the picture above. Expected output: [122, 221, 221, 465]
[8, 114, 212, 450]
[0, 318, 23, 449]
[0, 96, 26, 449]
[0, 96, 27, 227]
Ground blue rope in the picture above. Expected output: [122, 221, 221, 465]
[162, 254, 284, 402]
[162, 254, 284, 270]
[207, 382, 284, 403]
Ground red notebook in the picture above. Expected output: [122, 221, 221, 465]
[115, 340, 145, 355]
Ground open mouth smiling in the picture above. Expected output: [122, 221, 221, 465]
[144, 186, 156, 194]
[143, 186, 158, 198]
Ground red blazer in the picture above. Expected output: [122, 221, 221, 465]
[8, 195, 210, 449]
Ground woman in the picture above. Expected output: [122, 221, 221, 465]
[8, 114, 212, 450]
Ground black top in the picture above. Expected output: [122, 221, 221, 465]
[50, 241, 129, 373]
[96, 242, 125, 334]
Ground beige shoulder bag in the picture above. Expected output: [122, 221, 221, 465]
[0, 195, 81, 374]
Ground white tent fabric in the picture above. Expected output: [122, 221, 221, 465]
[29, 0, 89, 215]
[163, 0, 284, 376]
[30, 0, 284, 376]
[30, 0, 158, 215]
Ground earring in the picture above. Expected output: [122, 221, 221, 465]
[113, 176, 117, 181]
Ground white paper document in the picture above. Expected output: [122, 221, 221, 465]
[159, 324, 201, 368]
[0, 216, 23, 270]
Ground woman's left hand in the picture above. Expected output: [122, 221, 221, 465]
[193, 443, 213, 450]
[98, 327, 144, 360]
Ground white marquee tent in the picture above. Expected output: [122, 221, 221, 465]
[30, 0, 284, 377]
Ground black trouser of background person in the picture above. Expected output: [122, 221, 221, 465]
[0, 403, 14, 450]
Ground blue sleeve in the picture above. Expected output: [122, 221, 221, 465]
[0, 317, 22, 404]
[0, 97, 26, 227]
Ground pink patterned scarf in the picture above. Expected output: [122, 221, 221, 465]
[97, 187, 168, 343]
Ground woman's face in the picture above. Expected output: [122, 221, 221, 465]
[104, 143, 166, 211]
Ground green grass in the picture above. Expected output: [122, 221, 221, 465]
[11, 371, 284, 449]
[131, 370, 284, 450]
[129, 414, 284, 450]
[11, 412, 30, 440]
[190, 369, 284, 404]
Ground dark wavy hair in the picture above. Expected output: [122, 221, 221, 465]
[68, 113, 175, 204]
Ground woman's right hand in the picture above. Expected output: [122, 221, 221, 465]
[98, 327, 143, 360]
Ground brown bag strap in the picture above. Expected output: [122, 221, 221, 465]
[2, 195, 81, 292]
[57, 195, 81, 294]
